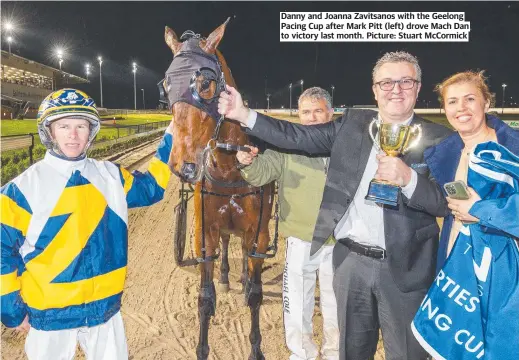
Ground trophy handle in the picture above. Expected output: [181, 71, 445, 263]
[368, 119, 380, 151]
[402, 124, 422, 154]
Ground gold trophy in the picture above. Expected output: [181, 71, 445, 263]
[365, 119, 422, 206]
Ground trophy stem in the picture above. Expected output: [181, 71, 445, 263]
[370, 179, 399, 187]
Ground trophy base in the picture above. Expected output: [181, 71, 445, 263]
[365, 180, 400, 207]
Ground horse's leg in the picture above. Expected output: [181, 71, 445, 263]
[219, 234, 231, 292]
[196, 260, 216, 360]
[240, 246, 248, 293]
[246, 184, 274, 360]
[246, 254, 265, 360]
[244, 221, 272, 360]
[194, 185, 217, 360]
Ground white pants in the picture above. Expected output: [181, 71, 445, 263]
[283, 237, 339, 360]
[25, 311, 128, 360]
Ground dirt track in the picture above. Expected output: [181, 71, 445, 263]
[1, 145, 385, 359]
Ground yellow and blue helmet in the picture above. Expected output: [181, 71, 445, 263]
[37, 88, 101, 156]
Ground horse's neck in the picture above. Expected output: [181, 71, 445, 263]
[218, 120, 248, 151]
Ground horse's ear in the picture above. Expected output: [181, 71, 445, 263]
[165, 26, 182, 55]
[201, 17, 230, 54]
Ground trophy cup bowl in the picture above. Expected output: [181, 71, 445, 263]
[365, 120, 422, 206]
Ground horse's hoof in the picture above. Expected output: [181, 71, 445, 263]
[248, 351, 265, 360]
[218, 283, 230, 292]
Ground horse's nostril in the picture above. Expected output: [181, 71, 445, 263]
[181, 162, 198, 180]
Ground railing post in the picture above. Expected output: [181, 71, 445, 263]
[29, 134, 34, 165]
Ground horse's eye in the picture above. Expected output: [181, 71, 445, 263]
[201, 80, 211, 91]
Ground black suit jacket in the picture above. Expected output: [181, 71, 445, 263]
[247, 109, 452, 292]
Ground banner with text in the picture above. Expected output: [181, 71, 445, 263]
[412, 142, 519, 360]
[280, 12, 470, 42]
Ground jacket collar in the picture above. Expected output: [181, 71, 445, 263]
[376, 112, 415, 125]
[424, 114, 519, 187]
[43, 151, 87, 177]
[493, 115, 519, 153]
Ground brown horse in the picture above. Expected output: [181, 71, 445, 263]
[163, 19, 274, 360]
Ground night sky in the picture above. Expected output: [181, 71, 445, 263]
[2, 1, 518, 109]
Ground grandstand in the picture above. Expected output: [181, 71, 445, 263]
[1, 50, 88, 119]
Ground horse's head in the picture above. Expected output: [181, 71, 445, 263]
[162, 19, 236, 184]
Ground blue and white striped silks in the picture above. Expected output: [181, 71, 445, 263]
[412, 141, 519, 360]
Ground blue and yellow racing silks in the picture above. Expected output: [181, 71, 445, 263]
[1, 131, 172, 331]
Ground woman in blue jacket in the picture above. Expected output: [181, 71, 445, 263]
[423, 71, 519, 270]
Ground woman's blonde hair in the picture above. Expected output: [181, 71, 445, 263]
[435, 70, 495, 108]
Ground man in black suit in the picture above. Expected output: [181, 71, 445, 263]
[218, 51, 451, 360]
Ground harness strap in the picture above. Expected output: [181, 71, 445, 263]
[203, 167, 252, 188]
[201, 189, 261, 198]
[199, 177, 216, 263]
[212, 115, 225, 141]
[175, 181, 280, 266]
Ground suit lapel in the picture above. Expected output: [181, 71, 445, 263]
[357, 118, 375, 178]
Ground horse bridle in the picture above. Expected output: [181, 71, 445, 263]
[162, 31, 278, 264]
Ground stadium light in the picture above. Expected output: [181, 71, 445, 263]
[300, 79, 304, 92]
[55, 48, 64, 70]
[331, 85, 335, 109]
[4, 21, 16, 55]
[98, 56, 103, 107]
[85, 63, 91, 80]
[6, 36, 13, 55]
[289, 83, 293, 117]
[502, 83, 507, 114]
[132, 63, 137, 110]
[141, 88, 145, 110]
